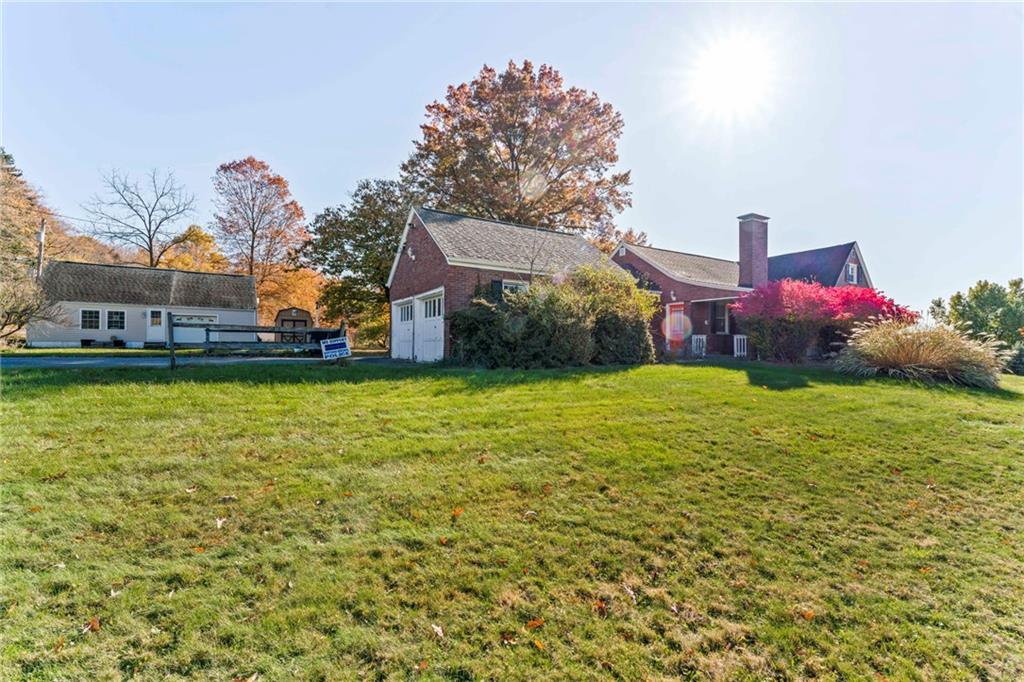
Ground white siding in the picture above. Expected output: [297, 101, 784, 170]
[26, 301, 257, 346]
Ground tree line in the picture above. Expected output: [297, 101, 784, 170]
[3, 60, 651, 344]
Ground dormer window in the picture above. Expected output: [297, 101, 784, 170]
[846, 263, 858, 284]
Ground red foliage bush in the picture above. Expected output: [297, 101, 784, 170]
[732, 280, 917, 362]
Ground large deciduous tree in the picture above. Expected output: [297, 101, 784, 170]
[212, 157, 307, 291]
[401, 60, 631, 234]
[930, 279, 1024, 347]
[84, 168, 195, 267]
[305, 178, 417, 321]
[161, 225, 230, 273]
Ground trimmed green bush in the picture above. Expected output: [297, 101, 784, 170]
[834, 319, 1009, 389]
[449, 264, 657, 368]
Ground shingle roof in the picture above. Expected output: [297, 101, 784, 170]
[767, 242, 856, 284]
[624, 243, 742, 288]
[416, 207, 608, 274]
[39, 261, 257, 310]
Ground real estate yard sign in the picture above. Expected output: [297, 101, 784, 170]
[320, 336, 352, 360]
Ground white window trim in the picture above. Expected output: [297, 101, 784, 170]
[846, 263, 858, 284]
[106, 309, 127, 331]
[502, 279, 529, 294]
[711, 300, 730, 335]
[79, 308, 102, 331]
[398, 303, 414, 323]
[422, 295, 443, 319]
[149, 309, 164, 327]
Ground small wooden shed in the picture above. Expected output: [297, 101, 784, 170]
[274, 307, 314, 342]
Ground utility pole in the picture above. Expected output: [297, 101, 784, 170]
[36, 218, 46, 279]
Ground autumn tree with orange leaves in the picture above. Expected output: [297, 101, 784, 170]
[590, 226, 650, 255]
[212, 157, 308, 288]
[401, 60, 631, 236]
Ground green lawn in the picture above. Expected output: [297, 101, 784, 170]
[2, 363, 1022, 680]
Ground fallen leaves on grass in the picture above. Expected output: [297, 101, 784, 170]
[431, 623, 444, 639]
[798, 608, 815, 621]
[28, 505, 42, 513]
[533, 639, 545, 650]
[593, 599, 608, 617]
[41, 471, 67, 482]
[500, 631, 517, 645]
[185, 485, 198, 494]
[415, 660, 428, 672]
[53, 636, 64, 653]
[451, 507, 464, 520]
[216, 517, 226, 529]
[438, 537, 448, 546]
[526, 618, 544, 630]
[232, 674, 259, 682]
[219, 495, 238, 503]
[82, 617, 100, 633]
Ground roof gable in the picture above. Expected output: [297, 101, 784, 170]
[767, 242, 856, 284]
[40, 261, 258, 310]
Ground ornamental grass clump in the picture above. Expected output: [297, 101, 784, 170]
[834, 319, 1009, 388]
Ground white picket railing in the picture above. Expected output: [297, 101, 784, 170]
[692, 334, 707, 357]
[733, 334, 748, 358]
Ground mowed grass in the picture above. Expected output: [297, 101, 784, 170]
[1, 363, 1022, 681]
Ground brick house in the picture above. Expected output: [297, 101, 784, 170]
[612, 213, 873, 357]
[386, 207, 609, 361]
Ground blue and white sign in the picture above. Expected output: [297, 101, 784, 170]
[320, 336, 352, 360]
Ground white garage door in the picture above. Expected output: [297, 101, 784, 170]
[414, 294, 444, 362]
[173, 314, 218, 343]
[391, 302, 414, 360]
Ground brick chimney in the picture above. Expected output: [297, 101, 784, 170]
[737, 213, 769, 288]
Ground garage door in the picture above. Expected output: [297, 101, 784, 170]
[414, 294, 444, 362]
[391, 301, 414, 360]
[173, 314, 218, 343]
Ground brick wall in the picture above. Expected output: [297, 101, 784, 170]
[389, 214, 447, 303]
[612, 247, 748, 352]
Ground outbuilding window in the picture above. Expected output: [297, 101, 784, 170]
[846, 263, 858, 284]
[80, 309, 101, 330]
[149, 310, 163, 327]
[399, 304, 413, 322]
[107, 310, 126, 330]
[423, 297, 443, 319]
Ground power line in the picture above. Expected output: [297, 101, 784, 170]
[0, 201, 107, 227]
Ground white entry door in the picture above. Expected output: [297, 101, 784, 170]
[146, 309, 165, 343]
[391, 301, 414, 360]
[414, 294, 444, 362]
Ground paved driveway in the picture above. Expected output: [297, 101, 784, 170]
[1, 355, 389, 370]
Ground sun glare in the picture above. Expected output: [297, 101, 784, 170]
[685, 29, 780, 127]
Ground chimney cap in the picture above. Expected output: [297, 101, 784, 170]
[737, 213, 770, 222]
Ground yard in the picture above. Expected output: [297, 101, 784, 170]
[2, 363, 1022, 680]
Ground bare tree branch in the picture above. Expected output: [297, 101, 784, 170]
[84, 169, 195, 266]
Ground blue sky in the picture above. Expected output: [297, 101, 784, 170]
[3, 2, 1021, 312]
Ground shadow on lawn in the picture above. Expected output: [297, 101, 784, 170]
[1, 360, 637, 400]
[5, 358, 1019, 403]
[702, 358, 1023, 400]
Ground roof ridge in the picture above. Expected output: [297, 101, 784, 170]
[768, 241, 856, 259]
[48, 259, 254, 278]
[417, 206, 583, 238]
[629, 242, 738, 264]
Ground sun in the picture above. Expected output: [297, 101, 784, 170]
[685, 29, 780, 127]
